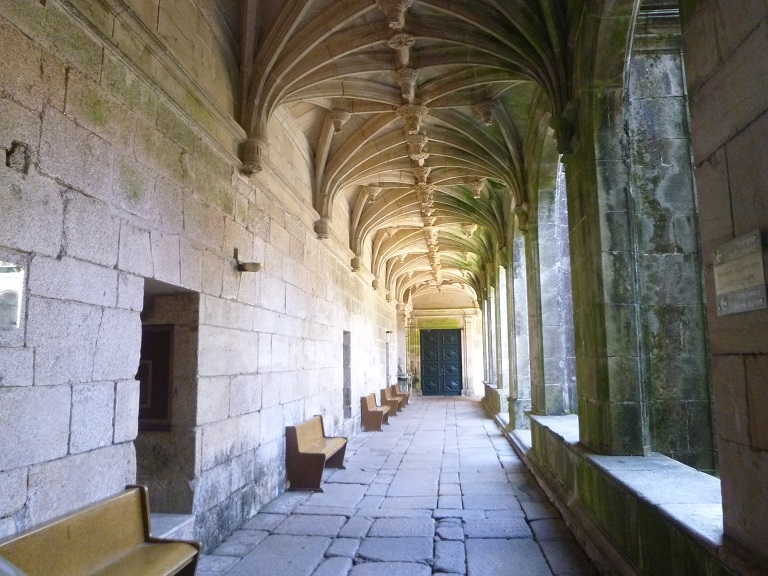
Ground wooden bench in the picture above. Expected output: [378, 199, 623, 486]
[361, 393, 390, 431]
[390, 384, 410, 407]
[286, 415, 347, 492]
[0, 485, 199, 576]
[380, 387, 403, 415]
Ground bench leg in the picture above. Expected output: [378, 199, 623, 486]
[287, 453, 326, 491]
[325, 444, 347, 469]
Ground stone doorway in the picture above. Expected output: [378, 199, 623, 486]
[420, 329, 463, 396]
[135, 279, 199, 514]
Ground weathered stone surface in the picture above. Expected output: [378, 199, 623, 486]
[226, 535, 330, 576]
[150, 231, 181, 285]
[92, 308, 141, 381]
[0, 347, 34, 387]
[312, 556, 354, 576]
[27, 443, 135, 526]
[434, 540, 466, 574]
[436, 520, 465, 541]
[29, 255, 117, 308]
[462, 494, 523, 511]
[70, 382, 115, 454]
[326, 537, 360, 558]
[339, 516, 373, 538]
[356, 537, 433, 564]
[465, 539, 550, 576]
[113, 379, 139, 443]
[195, 554, 240, 576]
[539, 540, 596, 575]
[0, 385, 70, 470]
[273, 514, 347, 537]
[0, 468, 27, 517]
[348, 562, 431, 576]
[210, 529, 268, 557]
[200, 412, 260, 471]
[368, 517, 435, 538]
[118, 220, 154, 278]
[198, 325, 260, 377]
[243, 512, 286, 531]
[463, 518, 532, 539]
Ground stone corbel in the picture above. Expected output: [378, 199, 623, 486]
[513, 202, 529, 232]
[462, 223, 478, 237]
[365, 185, 382, 204]
[412, 166, 431, 185]
[550, 101, 578, 154]
[351, 256, 362, 271]
[329, 110, 351, 134]
[468, 178, 486, 198]
[240, 136, 268, 175]
[396, 67, 420, 103]
[376, 0, 414, 29]
[314, 217, 331, 239]
[475, 100, 497, 126]
[397, 104, 430, 135]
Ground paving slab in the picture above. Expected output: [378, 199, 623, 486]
[368, 517, 435, 537]
[539, 540, 597, 575]
[327, 537, 361, 558]
[348, 561, 431, 576]
[305, 483, 367, 507]
[195, 554, 239, 576]
[436, 520, 465, 541]
[464, 517, 533, 539]
[244, 513, 286, 531]
[466, 539, 552, 576]
[530, 519, 576, 541]
[326, 469, 379, 484]
[434, 540, 466, 574]
[462, 494, 524, 511]
[226, 534, 331, 576]
[339, 516, 373, 538]
[210, 529, 268, 557]
[312, 556, 354, 576]
[356, 537, 433, 563]
[273, 514, 347, 537]
[380, 496, 437, 509]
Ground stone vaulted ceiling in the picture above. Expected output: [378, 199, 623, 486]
[219, 0, 578, 307]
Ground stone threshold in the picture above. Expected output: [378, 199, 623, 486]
[494, 413, 765, 576]
[150, 513, 195, 540]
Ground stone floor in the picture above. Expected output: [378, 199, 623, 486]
[195, 396, 597, 576]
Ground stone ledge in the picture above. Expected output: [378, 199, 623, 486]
[501, 414, 766, 576]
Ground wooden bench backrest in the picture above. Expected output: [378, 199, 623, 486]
[0, 487, 148, 575]
[290, 415, 325, 452]
[363, 394, 377, 410]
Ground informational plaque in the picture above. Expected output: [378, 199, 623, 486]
[713, 230, 767, 315]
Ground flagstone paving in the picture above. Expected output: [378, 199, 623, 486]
[196, 396, 596, 576]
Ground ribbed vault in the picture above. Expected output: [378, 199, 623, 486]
[220, 0, 579, 306]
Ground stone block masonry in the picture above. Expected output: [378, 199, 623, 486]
[0, 0, 397, 552]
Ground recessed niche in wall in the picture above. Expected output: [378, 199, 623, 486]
[137, 324, 173, 432]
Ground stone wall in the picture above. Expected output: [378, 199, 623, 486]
[0, 0, 395, 550]
[681, 0, 768, 562]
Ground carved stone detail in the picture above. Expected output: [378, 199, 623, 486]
[513, 202, 529, 232]
[364, 185, 383, 204]
[388, 33, 415, 50]
[376, 0, 414, 29]
[462, 223, 478, 237]
[397, 104, 430, 134]
[240, 136, 268, 175]
[329, 110, 351, 134]
[351, 256, 362, 271]
[468, 178, 486, 198]
[396, 67, 420, 103]
[412, 166, 431, 184]
[475, 100, 497, 126]
[314, 217, 331, 239]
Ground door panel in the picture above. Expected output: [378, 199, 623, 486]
[420, 329, 463, 396]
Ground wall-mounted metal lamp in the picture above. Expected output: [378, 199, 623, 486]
[234, 248, 263, 272]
